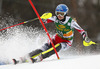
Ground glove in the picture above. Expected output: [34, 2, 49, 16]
[84, 36, 91, 43]
[83, 37, 96, 46]
[82, 31, 91, 43]
[83, 40, 96, 46]
[82, 31, 96, 46]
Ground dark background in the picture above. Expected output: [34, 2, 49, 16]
[0, 0, 100, 54]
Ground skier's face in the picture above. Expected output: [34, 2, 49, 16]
[56, 12, 65, 20]
[57, 15, 64, 20]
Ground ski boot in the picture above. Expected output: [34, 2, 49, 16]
[30, 54, 43, 63]
[12, 54, 43, 64]
[12, 59, 19, 64]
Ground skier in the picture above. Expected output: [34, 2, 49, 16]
[13, 4, 92, 64]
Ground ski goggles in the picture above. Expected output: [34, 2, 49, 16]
[55, 12, 66, 17]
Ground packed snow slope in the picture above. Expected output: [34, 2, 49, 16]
[0, 16, 100, 69]
[0, 55, 100, 69]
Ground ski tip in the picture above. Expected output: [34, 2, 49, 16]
[12, 59, 19, 65]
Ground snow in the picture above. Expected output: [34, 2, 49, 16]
[0, 55, 100, 69]
[0, 17, 100, 69]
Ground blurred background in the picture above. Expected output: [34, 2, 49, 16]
[0, 0, 100, 56]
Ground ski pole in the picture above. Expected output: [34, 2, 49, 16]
[0, 13, 52, 31]
[0, 18, 38, 31]
[95, 43, 100, 45]
[28, 0, 60, 59]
